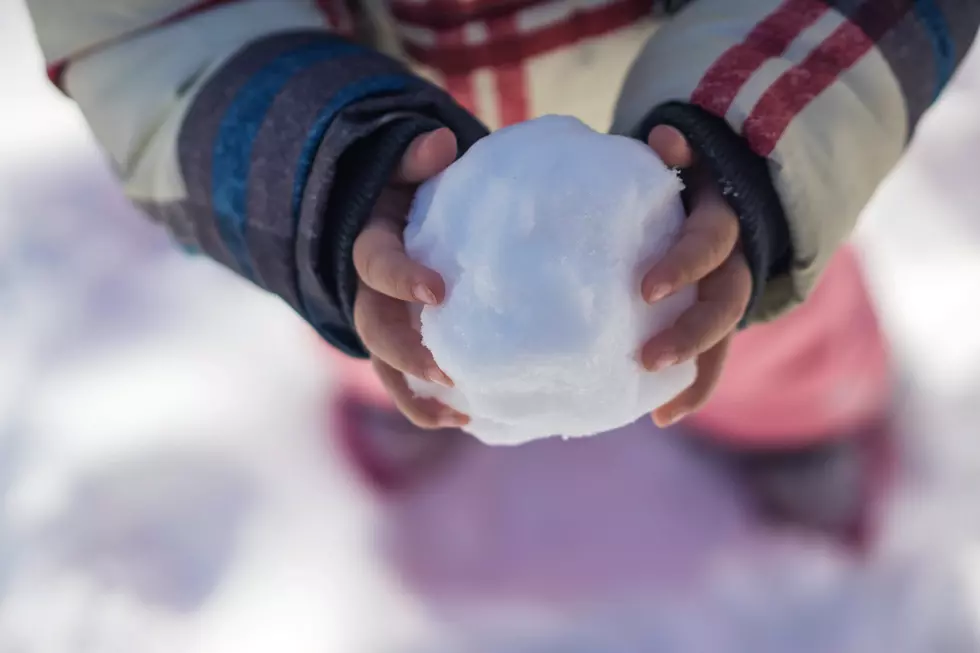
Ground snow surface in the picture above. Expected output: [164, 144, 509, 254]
[3, 2, 980, 651]
[405, 116, 695, 445]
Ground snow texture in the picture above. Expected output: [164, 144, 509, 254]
[404, 116, 695, 445]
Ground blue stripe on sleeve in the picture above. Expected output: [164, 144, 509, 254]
[290, 74, 417, 217]
[211, 40, 365, 280]
[913, 0, 955, 99]
[290, 74, 418, 339]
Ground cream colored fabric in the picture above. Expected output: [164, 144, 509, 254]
[411, 19, 660, 132]
[27, 0, 220, 62]
[26, 0, 330, 203]
[25, 0, 913, 322]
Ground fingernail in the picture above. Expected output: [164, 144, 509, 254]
[413, 284, 438, 306]
[647, 285, 670, 304]
[647, 353, 677, 372]
[426, 366, 455, 388]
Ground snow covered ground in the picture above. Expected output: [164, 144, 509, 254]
[2, 1, 980, 651]
[0, 4, 412, 652]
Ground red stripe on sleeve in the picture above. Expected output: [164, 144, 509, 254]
[494, 64, 531, 127]
[47, 62, 68, 89]
[404, 0, 649, 76]
[163, 0, 244, 26]
[743, 0, 911, 157]
[691, 0, 829, 118]
[491, 14, 531, 127]
[314, 0, 355, 34]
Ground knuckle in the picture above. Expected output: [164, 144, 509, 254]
[676, 232, 724, 283]
[678, 303, 731, 357]
[720, 208, 740, 238]
[371, 255, 393, 291]
[657, 260, 685, 288]
[352, 246, 370, 281]
[722, 289, 748, 323]
[353, 292, 374, 340]
[674, 314, 710, 358]
[354, 223, 375, 249]
[668, 245, 702, 286]
[715, 302, 742, 337]
[359, 247, 379, 284]
[707, 224, 735, 262]
[679, 338, 707, 362]
[381, 257, 406, 296]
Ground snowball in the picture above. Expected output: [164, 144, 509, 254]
[404, 116, 695, 445]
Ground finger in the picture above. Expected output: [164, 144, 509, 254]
[642, 194, 740, 303]
[647, 125, 696, 169]
[353, 220, 445, 304]
[372, 358, 470, 430]
[641, 253, 751, 371]
[355, 286, 454, 387]
[395, 127, 458, 185]
[652, 334, 733, 428]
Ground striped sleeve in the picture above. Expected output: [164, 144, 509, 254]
[25, 0, 487, 356]
[613, 0, 980, 323]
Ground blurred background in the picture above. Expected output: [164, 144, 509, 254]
[2, 0, 980, 650]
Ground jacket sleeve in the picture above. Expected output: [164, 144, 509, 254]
[25, 0, 488, 357]
[614, 0, 980, 323]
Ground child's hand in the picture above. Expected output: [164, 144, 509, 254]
[641, 126, 753, 428]
[352, 128, 470, 430]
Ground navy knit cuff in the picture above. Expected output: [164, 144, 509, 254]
[631, 101, 792, 325]
[324, 113, 487, 358]
[170, 30, 487, 358]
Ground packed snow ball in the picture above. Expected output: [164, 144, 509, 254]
[404, 116, 695, 445]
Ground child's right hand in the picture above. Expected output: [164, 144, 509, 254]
[640, 125, 752, 428]
[351, 128, 471, 430]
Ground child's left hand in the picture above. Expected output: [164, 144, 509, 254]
[641, 125, 753, 428]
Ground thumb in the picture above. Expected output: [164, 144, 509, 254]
[396, 127, 458, 184]
[647, 125, 696, 169]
